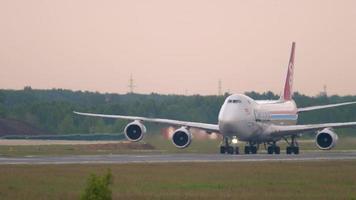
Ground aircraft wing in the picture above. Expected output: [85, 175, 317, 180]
[297, 101, 356, 112]
[270, 121, 356, 137]
[73, 111, 220, 133]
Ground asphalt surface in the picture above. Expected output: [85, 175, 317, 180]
[1, 151, 356, 165]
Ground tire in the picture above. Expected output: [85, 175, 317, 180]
[293, 147, 299, 155]
[267, 146, 273, 154]
[286, 147, 292, 154]
[220, 146, 226, 154]
[227, 146, 234, 154]
[244, 146, 250, 154]
[235, 147, 239, 154]
[251, 146, 257, 154]
[274, 146, 280, 154]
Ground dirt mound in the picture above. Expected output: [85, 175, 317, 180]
[0, 118, 48, 136]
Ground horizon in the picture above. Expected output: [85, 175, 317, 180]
[1, 86, 353, 98]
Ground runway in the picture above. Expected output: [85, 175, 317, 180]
[1, 151, 356, 165]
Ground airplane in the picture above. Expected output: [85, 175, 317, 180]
[74, 42, 356, 155]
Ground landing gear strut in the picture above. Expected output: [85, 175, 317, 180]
[220, 137, 239, 154]
[267, 142, 280, 154]
[286, 135, 299, 155]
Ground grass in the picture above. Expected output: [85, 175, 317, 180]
[0, 161, 356, 199]
[0, 135, 356, 157]
[0, 142, 159, 157]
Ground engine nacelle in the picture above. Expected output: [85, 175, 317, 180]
[315, 128, 338, 150]
[124, 121, 146, 142]
[172, 127, 192, 149]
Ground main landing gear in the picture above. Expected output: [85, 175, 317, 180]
[220, 137, 239, 154]
[285, 135, 299, 155]
[267, 142, 280, 154]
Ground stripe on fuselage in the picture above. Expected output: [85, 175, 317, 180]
[270, 114, 298, 121]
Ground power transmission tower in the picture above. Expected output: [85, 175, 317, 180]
[128, 74, 136, 94]
[323, 85, 328, 97]
[218, 79, 222, 96]
[319, 84, 327, 97]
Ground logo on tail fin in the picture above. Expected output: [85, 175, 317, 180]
[282, 42, 296, 101]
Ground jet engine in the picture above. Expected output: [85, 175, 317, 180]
[172, 127, 192, 149]
[124, 121, 146, 142]
[315, 128, 338, 150]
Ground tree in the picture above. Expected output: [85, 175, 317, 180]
[112, 120, 126, 133]
[58, 115, 76, 134]
[93, 119, 112, 133]
[81, 169, 113, 200]
[0, 91, 4, 103]
[1, 89, 356, 135]
[0, 104, 5, 117]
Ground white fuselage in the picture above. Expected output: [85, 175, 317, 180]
[218, 94, 298, 142]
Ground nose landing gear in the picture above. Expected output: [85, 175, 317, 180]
[220, 137, 239, 154]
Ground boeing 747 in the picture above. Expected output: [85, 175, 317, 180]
[75, 42, 356, 154]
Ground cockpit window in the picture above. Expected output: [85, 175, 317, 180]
[228, 99, 242, 103]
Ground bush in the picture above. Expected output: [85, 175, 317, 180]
[81, 169, 113, 200]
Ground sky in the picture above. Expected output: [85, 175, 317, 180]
[0, 0, 355, 96]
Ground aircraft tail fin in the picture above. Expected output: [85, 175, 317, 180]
[281, 42, 296, 101]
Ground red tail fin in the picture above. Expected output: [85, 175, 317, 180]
[282, 42, 295, 101]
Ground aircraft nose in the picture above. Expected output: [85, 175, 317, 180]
[219, 119, 236, 133]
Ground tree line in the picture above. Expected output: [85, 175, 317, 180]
[0, 88, 355, 135]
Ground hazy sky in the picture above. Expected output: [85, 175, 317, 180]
[1, 0, 355, 95]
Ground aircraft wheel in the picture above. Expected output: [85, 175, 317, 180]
[286, 147, 292, 154]
[251, 146, 258, 154]
[235, 147, 239, 154]
[244, 146, 250, 154]
[293, 147, 299, 155]
[220, 146, 226, 154]
[267, 146, 273, 154]
[274, 146, 280, 154]
[227, 146, 234, 154]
